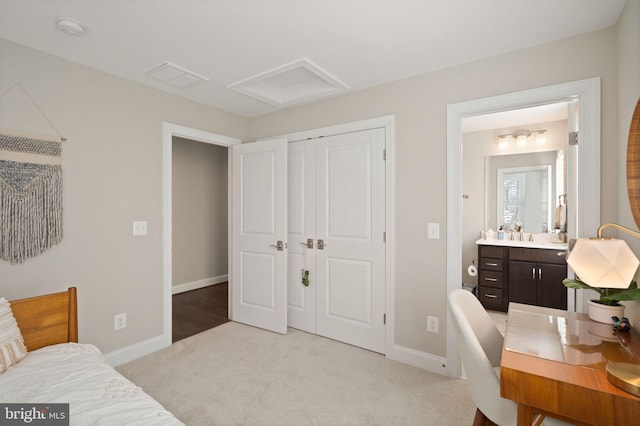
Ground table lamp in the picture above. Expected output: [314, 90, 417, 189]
[567, 223, 640, 397]
[567, 224, 639, 292]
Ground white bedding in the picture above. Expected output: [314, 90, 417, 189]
[0, 343, 184, 425]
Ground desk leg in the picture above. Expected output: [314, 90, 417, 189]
[517, 404, 534, 426]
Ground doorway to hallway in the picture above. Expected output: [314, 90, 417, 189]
[172, 283, 230, 342]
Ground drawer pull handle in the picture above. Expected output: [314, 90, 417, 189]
[484, 278, 498, 282]
[486, 262, 498, 267]
[484, 294, 498, 299]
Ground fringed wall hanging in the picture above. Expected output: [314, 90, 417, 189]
[0, 83, 65, 264]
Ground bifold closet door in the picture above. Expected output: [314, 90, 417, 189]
[286, 128, 386, 353]
[287, 141, 316, 333]
[315, 128, 386, 354]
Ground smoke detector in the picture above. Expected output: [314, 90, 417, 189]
[55, 17, 86, 36]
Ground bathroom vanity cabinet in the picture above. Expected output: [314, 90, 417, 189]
[477, 245, 509, 311]
[477, 241, 567, 312]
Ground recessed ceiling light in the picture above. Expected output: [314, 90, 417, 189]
[55, 17, 86, 36]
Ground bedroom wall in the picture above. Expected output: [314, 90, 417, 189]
[172, 137, 228, 292]
[248, 27, 622, 359]
[0, 37, 249, 353]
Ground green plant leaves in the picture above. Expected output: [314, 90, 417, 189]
[562, 278, 640, 305]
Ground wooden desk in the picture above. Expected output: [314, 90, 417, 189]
[500, 303, 640, 425]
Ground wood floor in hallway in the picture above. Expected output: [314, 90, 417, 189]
[172, 283, 229, 343]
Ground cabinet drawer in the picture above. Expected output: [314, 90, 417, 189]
[478, 285, 504, 307]
[480, 258, 503, 271]
[479, 270, 503, 288]
[479, 245, 506, 259]
[509, 247, 567, 265]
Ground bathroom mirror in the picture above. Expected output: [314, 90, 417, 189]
[497, 165, 552, 233]
[485, 150, 563, 232]
[627, 98, 640, 229]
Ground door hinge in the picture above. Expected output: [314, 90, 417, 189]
[383, 313, 386, 325]
[383, 231, 386, 242]
[569, 131, 578, 146]
[383, 149, 386, 161]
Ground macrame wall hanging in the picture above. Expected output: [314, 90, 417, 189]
[0, 83, 66, 264]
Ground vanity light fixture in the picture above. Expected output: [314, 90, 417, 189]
[514, 129, 531, 147]
[498, 135, 510, 150]
[497, 129, 546, 149]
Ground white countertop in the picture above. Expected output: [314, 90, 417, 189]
[476, 238, 568, 250]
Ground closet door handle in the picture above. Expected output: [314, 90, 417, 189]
[317, 239, 325, 250]
[270, 241, 285, 251]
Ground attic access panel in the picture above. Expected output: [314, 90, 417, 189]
[228, 58, 349, 108]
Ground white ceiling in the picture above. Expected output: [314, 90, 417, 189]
[0, 0, 627, 118]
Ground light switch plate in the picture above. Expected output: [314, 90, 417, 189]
[133, 221, 148, 236]
[427, 222, 440, 239]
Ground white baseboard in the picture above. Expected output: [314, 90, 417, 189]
[105, 334, 170, 367]
[172, 274, 228, 295]
[386, 344, 449, 375]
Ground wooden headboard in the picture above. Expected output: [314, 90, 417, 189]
[10, 287, 78, 351]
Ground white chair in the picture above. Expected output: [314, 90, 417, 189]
[448, 289, 571, 426]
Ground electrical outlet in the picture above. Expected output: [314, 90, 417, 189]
[427, 315, 439, 333]
[114, 313, 127, 330]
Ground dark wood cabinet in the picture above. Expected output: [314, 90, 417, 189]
[509, 247, 567, 310]
[477, 244, 567, 311]
[477, 245, 509, 311]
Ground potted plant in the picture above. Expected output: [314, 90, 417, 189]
[563, 278, 640, 323]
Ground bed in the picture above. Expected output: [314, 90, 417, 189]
[0, 287, 184, 425]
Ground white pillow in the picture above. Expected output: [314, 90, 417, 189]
[0, 297, 27, 374]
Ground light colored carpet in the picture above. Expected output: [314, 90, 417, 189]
[117, 322, 476, 425]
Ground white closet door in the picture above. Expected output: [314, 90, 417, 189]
[286, 141, 316, 333]
[315, 128, 386, 353]
[231, 139, 288, 334]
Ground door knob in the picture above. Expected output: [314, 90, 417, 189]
[270, 241, 284, 251]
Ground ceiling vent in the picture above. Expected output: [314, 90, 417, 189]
[145, 62, 209, 89]
[228, 58, 349, 108]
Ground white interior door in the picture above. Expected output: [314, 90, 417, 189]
[315, 128, 386, 353]
[286, 141, 316, 333]
[231, 139, 288, 334]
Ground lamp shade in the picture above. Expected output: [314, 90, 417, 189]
[567, 238, 640, 289]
